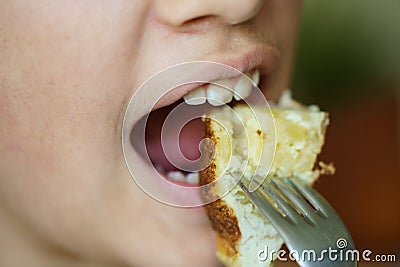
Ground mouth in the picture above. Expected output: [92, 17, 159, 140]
[124, 44, 279, 206]
[130, 67, 264, 187]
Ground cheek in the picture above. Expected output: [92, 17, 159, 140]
[0, 88, 119, 225]
[273, 0, 302, 48]
[0, 0, 150, 187]
[253, 0, 301, 100]
[0, 50, 133, 262]
[255, 0, 301, 46]
[0, 0, 150, 243]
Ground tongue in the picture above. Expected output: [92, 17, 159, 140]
[144, 103, 204, 172]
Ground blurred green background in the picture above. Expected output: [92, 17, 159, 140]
[292, 0, 400, 108]
[288, 1, 400, 266]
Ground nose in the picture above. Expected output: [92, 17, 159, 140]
[156, 0, 264, 27]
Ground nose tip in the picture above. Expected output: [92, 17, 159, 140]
[221, 0, 264, 25]
[156, 0, 264, 27]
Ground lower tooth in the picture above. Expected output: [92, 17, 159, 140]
[166, 171, 186, 182]
[186, 172, 199, 185]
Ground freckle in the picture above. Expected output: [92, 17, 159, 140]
[64, 35, 70, 40]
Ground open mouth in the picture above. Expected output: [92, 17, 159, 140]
[130, 68, 264, 187]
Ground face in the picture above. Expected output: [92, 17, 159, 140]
[0, 1, 301, 266]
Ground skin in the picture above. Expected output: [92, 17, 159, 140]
[0, 1, 301, 266]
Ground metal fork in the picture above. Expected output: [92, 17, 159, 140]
[239, 178, 357, 267]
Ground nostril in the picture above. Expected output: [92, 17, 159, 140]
[183, 15, 214, 25]
[156, 0, 263, 30]
[179, 15, 221, 33]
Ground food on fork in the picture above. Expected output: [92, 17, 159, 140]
[200, 92, 334, 267]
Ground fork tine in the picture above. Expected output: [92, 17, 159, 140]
[238, 181, 291, 230]
[272, 179, 319, 223]
[289, 179, 332, 218]
[240, 179, 357, 266]
[289, 178, 356, 240]
[259, 182, 303, 224]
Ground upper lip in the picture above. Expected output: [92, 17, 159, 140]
[153, 43, 279, 110]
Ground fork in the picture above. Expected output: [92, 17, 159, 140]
[238, 178, 357, 267]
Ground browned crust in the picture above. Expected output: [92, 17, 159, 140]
[200, 117, 241, 257]
[203, 199, 241, 256]
[199, 118, 218, 186]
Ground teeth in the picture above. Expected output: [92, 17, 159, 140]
[186, 172, 199, 185]
[166, 171, 186, 182]
[251, 69, 260, 85]
[183, 86, 206, 105]
[183, 69, 260, 106]
[207, 79, 233, 106]
[233, 74, 253, 100]
[166, 171, 199, 185]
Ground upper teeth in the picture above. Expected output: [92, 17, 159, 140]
[207, 79, 233, 106]
[183, 69, 260, 106]
[183, 85, 207, 105]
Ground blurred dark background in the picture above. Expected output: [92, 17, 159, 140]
[281, 1, 400, 266]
